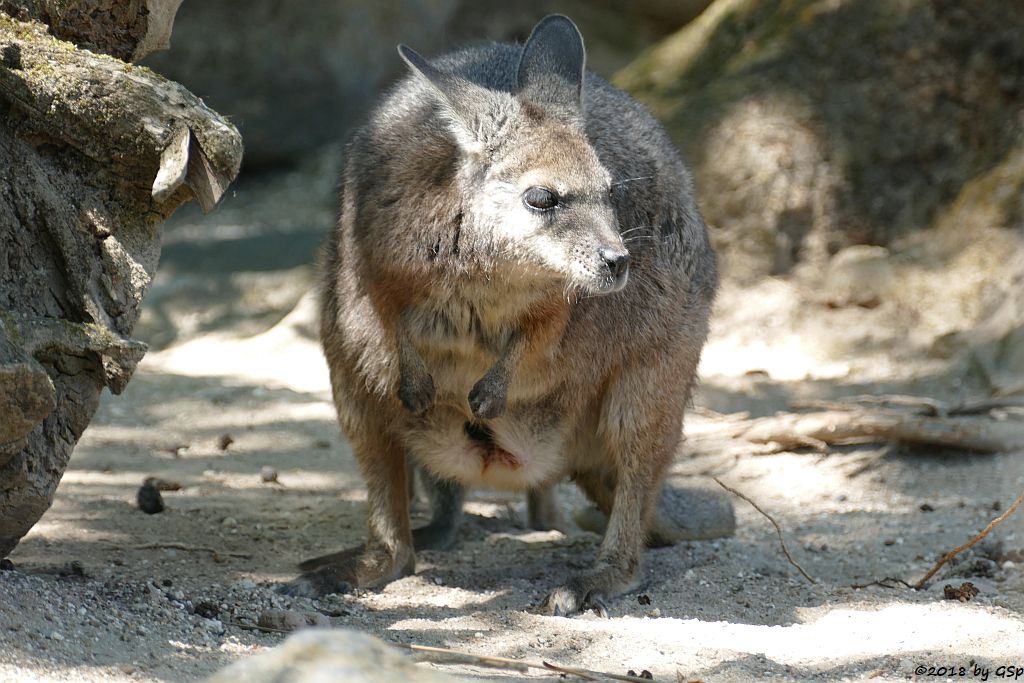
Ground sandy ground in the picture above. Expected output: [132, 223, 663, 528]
[2, 160, 1023, 683]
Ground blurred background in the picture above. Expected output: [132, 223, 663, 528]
[136, 0, 1024, 409]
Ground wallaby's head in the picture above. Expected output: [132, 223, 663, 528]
[398, 15, 629, 295]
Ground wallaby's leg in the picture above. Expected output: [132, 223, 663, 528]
[469, 331, 525, 419]
[397, 314, 434, 414]
[527, 486, 568, 532]
[543, 367, 685, 617]
[572, 470, 617, 517]
[281, 429, 415, 597]
[412, 467, 466, 551]
[542, 448, 664, 617]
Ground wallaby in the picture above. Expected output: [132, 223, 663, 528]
[288, 15, 718, 616]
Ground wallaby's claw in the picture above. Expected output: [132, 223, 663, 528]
[398, 372, 435, 414]
[469, 377, 506, 419]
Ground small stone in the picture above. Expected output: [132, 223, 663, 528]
[260, 466, 279, 483]
[648, 608, 662, 618]
[204, 619, 226, 634]
[433, 576, 443, 585]
[137, 484, 164, 514]
[50, 631, 64, 641]
[218, 434, 235, 451]
[222, 517, 238, 528]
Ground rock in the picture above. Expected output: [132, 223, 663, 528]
[137, 484, 165, 515]
[574, 479, 736, 545]
[821, 246, 894, 308]
[0, 13, 242, 558]
[259, 466, 279, 484]
[205, 629, 467, 683]
[257, 609, 328, 633]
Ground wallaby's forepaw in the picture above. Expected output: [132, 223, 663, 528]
[469, 375, 507, 419]
[541, 582, 610, 618]
[398, 371, 435, 414]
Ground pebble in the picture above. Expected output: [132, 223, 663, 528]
[648, 608, 662, 618]
[50, 631, 64, 641]
[259, 466, 279, 483]
[204, 619, 226, 635]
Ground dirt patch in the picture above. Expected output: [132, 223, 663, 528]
[2, 158, 1023, 682]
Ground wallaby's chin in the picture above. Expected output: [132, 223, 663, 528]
[574, 269, 628, 297]
[591, 270, 629, 295]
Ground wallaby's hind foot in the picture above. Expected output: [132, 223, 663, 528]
[540, 558, 641, 618]
[412, 469, 465, 550]
[280, 544, 414, 598]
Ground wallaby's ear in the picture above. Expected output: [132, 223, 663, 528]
[517, 15, 585, 112]
[398, 44, 510, 156]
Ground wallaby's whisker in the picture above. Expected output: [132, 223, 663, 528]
[611, 175, 655, 187]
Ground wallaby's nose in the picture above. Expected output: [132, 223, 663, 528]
[599, 247, 630, 281]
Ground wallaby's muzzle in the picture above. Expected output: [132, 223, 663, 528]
[598, 246, 630, 292]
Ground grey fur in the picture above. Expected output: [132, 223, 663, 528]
[294, 15, 718, 614]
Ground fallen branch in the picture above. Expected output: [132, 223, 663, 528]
[736, 409, 1024, 454]
[791, 393, 1024, 418]
[912, 489, 1024, 589]
[390, 642, 669, 683]
[714, 478, 816, 584]
[98, 539, 251, 559]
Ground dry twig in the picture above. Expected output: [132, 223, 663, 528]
[713, 478, 816, 584]
[98, 539, 251, 559]
[391, 642, 669, 682]
[913, 489, 1024, 589]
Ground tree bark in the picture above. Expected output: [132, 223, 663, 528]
[0, 13, 241, 557]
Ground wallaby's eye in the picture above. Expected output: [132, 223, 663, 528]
[523, 187, 559, 211]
